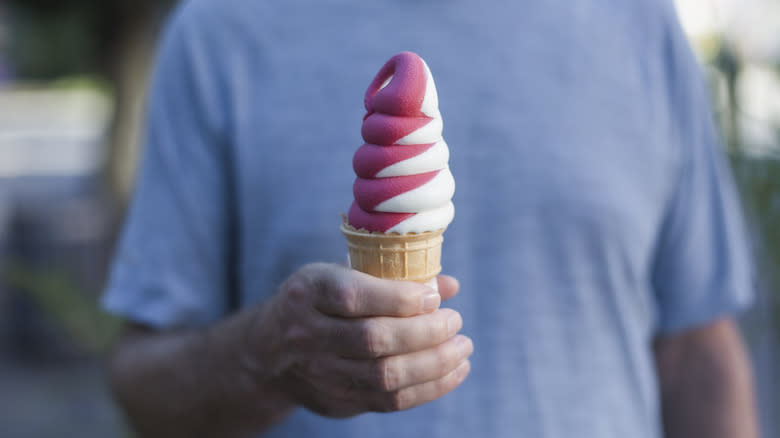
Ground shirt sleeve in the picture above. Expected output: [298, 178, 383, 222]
[651, 16, 755, 334]
[102, 3, 235, 329]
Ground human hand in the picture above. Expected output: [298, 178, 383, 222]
[255, 263, 472, 418]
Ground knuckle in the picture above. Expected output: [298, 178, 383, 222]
[378, 390, 406, 412]
[283, 275, 310, 304]
[374, 358, 399, 392]
[397, 287, 419, 312]
[435, 342, 455, 367]
[331, 282, 360, 315]
[329, 320, 352, 350]
[284, 326, 314, 353]
[295, 264, 367, 317]
[437, 309, 456, 337]
[358, 320, 389, 357]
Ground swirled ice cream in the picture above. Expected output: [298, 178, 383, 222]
[347, 52, 455, 234]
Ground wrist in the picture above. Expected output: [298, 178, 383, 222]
[226, 298, 297, 406]
[199, 302, 296, 432]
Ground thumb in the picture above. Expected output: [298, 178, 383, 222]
[436, 275, 460, 301]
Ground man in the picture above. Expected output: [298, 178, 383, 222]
[104, 0, 759, 437]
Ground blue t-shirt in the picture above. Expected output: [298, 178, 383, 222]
[103, 0, 754, 437]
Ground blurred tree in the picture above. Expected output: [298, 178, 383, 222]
[7, 0, 170, 77]
[713, 42, 741, 154]
[7, 0, 177, 198]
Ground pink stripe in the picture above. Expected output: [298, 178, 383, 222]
[362, 113, 431, 146]
[353, 170, 440, 212]
[347, 52, 438, 233]
[353, 143, 435, 178]
[347, 202, 414, 233]
[364, 52, 427, 117]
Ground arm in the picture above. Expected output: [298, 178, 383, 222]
[108, 264, 472, 438]
[109, 306, 293, 437]
[653, 317, 759, 438]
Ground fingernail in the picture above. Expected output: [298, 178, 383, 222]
[422, 291, 440, 312]
[447, 312, 462, 335]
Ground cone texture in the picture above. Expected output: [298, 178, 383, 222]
[340, 223, 443, 283]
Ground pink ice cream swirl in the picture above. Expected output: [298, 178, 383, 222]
[347, 52, 455, 234]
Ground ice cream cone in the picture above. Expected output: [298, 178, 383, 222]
[343, 52, 452, 290]
[340, 222, 443, 284]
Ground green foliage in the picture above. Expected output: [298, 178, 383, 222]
[48, 74, 112, 94]
[8, 0, 168, 11]
[8, 7, 97, 79]
[6, 0, 177, 80]
[709, 42, 780, 333]
[731, 155, 780, 322]
[3, 263, 122, 355]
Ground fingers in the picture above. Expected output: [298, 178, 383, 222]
[325, 308, 463, 359]
[368, 360, 471, 413]
[289, 352, 472, 418]
[437, 275, 459, 302]
[309, 265, 441, 318]
[279, 264, 469, 418]
[332, 334, 473, 392]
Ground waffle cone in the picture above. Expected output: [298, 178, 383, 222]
[340, 223, 444, 283]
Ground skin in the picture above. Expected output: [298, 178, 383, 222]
[108, 263, 759, 438]
[654, 317, 759, 438]
[108, 263, 473, 438]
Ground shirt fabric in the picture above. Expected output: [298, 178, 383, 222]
[103, 0, 755, 437]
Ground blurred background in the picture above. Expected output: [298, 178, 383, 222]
[0, 0, 778, 437]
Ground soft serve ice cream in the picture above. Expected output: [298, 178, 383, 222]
[347, 51, 454, 234]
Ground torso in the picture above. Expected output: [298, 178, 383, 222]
[210, 0, 681, 436]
